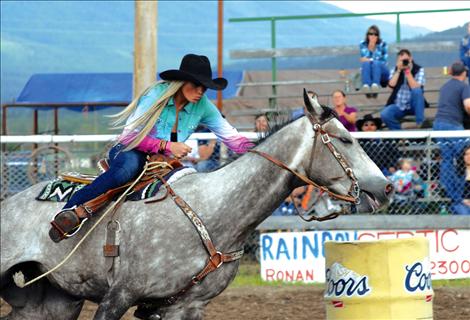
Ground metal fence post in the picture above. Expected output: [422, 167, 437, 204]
[270, 18, 277, 110]
[396, 13, 401, 43]
[426, 134, 432, 188]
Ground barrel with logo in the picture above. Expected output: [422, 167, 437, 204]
[324, 237, 433, 319]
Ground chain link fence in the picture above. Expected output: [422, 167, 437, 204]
[1, 132, 469, 261]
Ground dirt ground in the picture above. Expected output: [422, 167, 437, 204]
[2, 285, 469, 319]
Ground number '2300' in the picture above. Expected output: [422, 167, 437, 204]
[430, 260, 470, 275]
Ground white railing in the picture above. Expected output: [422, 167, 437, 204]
[1, 130, 469, 144]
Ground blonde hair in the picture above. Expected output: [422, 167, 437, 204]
[109, 80, 185, 151]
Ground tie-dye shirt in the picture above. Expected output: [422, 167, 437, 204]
[120, 82, 253, 154]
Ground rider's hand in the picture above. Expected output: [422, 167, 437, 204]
[169, 142, 192, 159]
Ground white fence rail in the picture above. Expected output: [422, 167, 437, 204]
[1, 130, 469, 216]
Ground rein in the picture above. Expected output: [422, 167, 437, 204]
[248, 112, 361, 221]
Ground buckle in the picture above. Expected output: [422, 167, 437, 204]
[209, 251, 224, 269]
[321, 133, 331, 144]
[82, 205, 93, 217]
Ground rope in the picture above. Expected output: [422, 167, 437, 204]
[14, 161, 155, 288]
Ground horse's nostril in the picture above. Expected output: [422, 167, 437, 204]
[384, 183, 394, 196]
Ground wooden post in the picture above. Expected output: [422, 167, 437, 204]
[134, 0, 158, 99]
[217, 0, 223, 111]
[1, 105, 7, 198]
[32, 109, 39, 180]
[54, 107, 59, 176]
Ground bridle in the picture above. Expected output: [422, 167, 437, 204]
[249, 111, 361, 221]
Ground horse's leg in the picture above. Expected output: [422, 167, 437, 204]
[92, 287, 136, 320]
[1, 277, 83, 320]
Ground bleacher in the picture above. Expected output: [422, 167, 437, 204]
[223, 67, 448, 131]
[223, 41, 456, 131]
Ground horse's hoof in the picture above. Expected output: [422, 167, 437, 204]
[49, 209, 81, 242]
[134, 306, 161, 320]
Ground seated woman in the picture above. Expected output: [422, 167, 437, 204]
[331, 90, 357, 132]
[49, 54, 254, 242]
[359, 25, 389, 96]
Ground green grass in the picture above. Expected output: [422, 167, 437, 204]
[432, 278, 470, 288]
[232, 262, 470, 288]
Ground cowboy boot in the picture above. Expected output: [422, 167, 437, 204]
[48, 207, 84, 243]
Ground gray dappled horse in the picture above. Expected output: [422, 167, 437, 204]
[0, 91, 392, 320]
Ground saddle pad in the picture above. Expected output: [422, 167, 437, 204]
[36, 179, 86, 202]
[36, 167, 197, 202]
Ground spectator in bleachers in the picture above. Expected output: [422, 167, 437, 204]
[331, 90, 357, 132]
[460, 22, 470, 85]
[455, 145, 470, 215]
[254, 114, 269, 133]
[357, 114, 399, 176]
[272, 186, 306, 216]
[433, 61, 470, 214]
[380, 49, 426, 130]
[359, 25, 389, 95]
[192, 125, 221, 172]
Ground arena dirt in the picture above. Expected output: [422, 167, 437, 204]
[2, 286, 469, 319]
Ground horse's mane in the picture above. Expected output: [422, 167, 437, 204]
[208, 105, 337, 170]
[256, 105, 337, 144]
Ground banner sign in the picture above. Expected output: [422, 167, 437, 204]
[260, 229, 470, 282]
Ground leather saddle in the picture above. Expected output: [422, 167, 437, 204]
[50, 155, 183, 242]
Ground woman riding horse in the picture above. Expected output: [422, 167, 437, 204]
[49, 54, 254, 243]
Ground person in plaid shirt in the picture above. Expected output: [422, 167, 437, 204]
[380, 49, 426, 130]
[359, 25, 389, 94]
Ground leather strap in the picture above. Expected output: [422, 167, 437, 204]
[146, 175, 244, 306]
[249, 150, 357, 203]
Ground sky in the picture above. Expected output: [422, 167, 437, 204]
[322, 1, 470, 31]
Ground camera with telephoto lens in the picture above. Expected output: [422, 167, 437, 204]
[402, 59, 410, 66]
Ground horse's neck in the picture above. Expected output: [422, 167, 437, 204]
[214, 119, 311, 245]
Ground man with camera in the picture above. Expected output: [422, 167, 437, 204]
[380, 49, 426, 130]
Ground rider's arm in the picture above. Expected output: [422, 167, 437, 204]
[199, 97, 255, 154]
[134, 135, 172, 155]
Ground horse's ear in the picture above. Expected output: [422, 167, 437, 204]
[303, 88, 323, 115]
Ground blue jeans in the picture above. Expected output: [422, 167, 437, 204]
[361, 60, 389, 86]
[432, 120, 465, 207]
[380, 88, 425, 130]
[64, 144, 148, 208]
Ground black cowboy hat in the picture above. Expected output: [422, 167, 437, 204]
[357, 114, 383, 131]
[159, 54, 227, 90]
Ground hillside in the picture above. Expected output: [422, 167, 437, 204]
[1, 1, 430, 104]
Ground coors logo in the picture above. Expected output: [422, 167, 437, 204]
[404, 260, 433, 293]
[324, 262, 371, 298]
